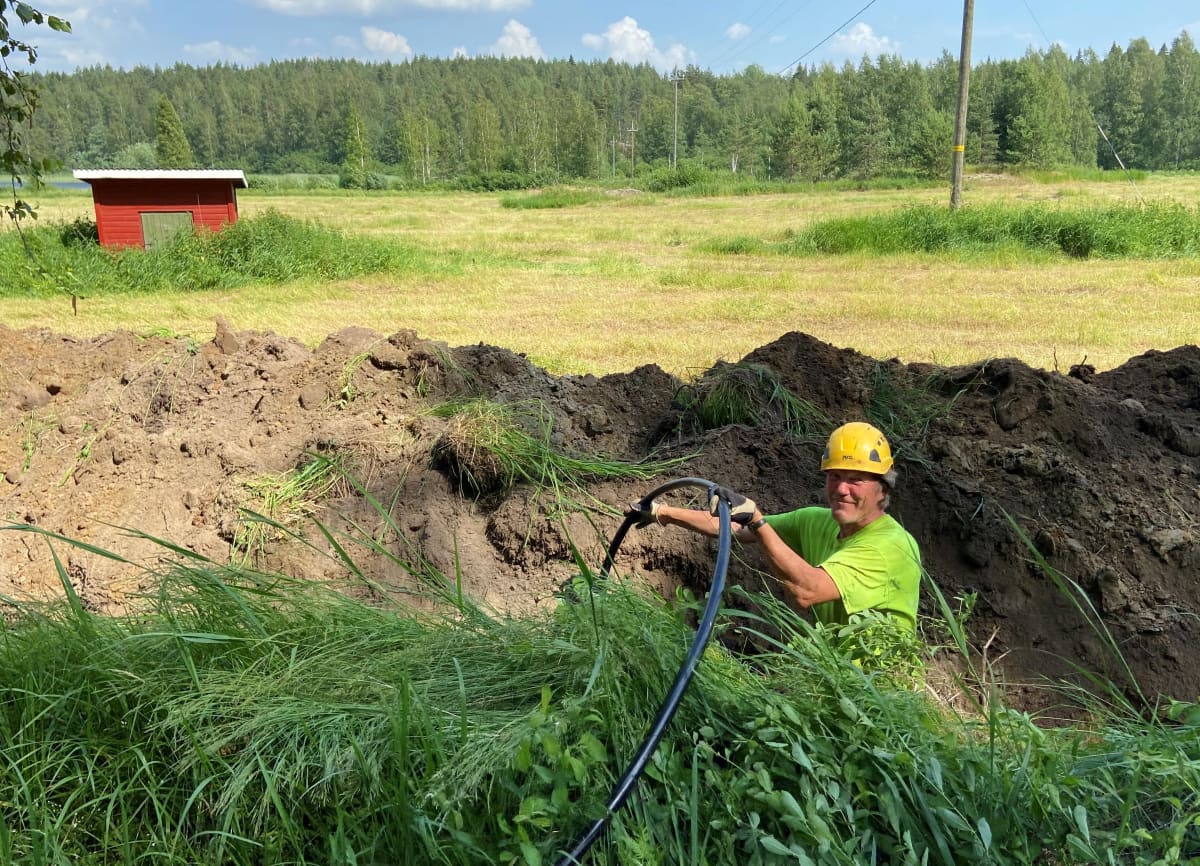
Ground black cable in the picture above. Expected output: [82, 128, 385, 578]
[554, 477, 736, 866]
[778, 0, 882, 76]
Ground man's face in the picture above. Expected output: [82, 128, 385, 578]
[824, 469, 886, 533]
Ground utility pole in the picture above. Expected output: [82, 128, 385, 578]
[627, 119, 637, 177]
[670, 69, 685, 169]
[949, 0, 974, 210]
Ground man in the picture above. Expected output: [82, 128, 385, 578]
[630, 421, 921, 632]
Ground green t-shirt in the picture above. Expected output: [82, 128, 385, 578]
[763, 507, 922, 630]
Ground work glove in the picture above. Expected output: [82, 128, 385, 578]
[627, 498, 663, 528]
[708, 485, 756, 525]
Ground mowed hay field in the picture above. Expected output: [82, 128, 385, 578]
[7, 172, 1200, 377]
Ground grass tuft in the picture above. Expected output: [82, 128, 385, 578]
[429, 398, 685, 502]
[500, 187, 606, 209]
[675, 361, 831, 439]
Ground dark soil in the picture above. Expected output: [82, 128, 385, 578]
[3, 320, 1198, 716]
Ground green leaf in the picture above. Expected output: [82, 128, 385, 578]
[791, 742, 814, 770]
[519, 840, 543, 866]
[977, 817, 992, 851]
[778, 790, 804, 818]
[579, 732, 607, 762]
[1072, 804, 1090, 841]
[760, 835, 792, 855]
[934, 807, 971, 834]
[837, 696, 860, 720]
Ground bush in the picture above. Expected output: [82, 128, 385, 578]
[58, 216, 98, 248]
[642, 161, 713, 192]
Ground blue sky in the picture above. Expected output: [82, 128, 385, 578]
[18, 0, 1200, 75]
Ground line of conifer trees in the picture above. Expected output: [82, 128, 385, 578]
[27, 30, 1199, 187]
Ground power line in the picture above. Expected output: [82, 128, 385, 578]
[700, 0, 817, 73]
[777, 0, 882, 76]
[1018, 0, 1145, 203]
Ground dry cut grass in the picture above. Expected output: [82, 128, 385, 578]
[5, 172, 1199, 376]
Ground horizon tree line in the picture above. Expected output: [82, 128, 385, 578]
[23, 30, 1200, 188]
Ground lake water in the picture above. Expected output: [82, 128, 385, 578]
[13, 180, 91, 190]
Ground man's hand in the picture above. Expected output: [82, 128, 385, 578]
[708, 485, 756, 525]
[627, 498, 663, 528]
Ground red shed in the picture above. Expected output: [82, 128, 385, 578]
[72, 169, 248, 250]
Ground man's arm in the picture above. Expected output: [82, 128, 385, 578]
[654, 504, 841, 610]
[752, 516, 842, 609]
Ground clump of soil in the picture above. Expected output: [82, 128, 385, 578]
[2, 319, 1197, 714]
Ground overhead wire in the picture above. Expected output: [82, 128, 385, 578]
[777, 0, 883, 76]
[1018, 0, 1145, 203]
[699, 0, 821, 74]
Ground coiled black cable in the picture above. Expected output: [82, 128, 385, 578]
[553, 477, 738, 866]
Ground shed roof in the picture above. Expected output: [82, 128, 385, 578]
[72, 169, 248, 188]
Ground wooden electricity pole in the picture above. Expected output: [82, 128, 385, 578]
[670, 69, 685, 168]
[949, 0, 974, 210]
[627, 120, 637, 177]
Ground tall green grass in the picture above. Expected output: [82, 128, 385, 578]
[500, 188, 607, 209]
[775, 202, 1200, 259]
[1, 515, 1197, 865]
[0, 209, 431, 297]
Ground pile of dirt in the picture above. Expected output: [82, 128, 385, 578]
[2, 320, 1198, 715]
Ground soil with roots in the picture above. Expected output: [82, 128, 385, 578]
[3, 320, 1199, 717]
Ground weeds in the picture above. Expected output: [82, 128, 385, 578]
[335, 347, 377, 408]
[16, 411, 55, 472]
[429, 398, 686, 503]
[232, 454, 348, 562]
[56, 418, 109, 486]
[675, 361, 830, 439]
[866, 362, 975, 466]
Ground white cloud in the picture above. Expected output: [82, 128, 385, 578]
[830, 22, 899, 56]
[582, 16, 691, 71]
[362, 25, 412, 56]
[53, 45, 108, 68]
[10, 1, 146, 70]
[254, 0, 386, 13]
[726, 22, 750, 41]
[489, 19, 543, 59]
[183, 40, 258, 65]
[250, 0, 528, 14]
[452, 45, 469, 58]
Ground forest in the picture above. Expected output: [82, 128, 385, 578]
[21, 28, 1200, 187]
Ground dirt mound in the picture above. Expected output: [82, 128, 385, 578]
[2, 321, 1197, 713]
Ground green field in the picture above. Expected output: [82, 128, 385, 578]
[5, 171, 1199, 376]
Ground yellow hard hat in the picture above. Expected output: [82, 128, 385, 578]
[820, 422, 894, 475]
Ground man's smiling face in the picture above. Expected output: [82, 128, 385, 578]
[824, 469, 887, 536]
